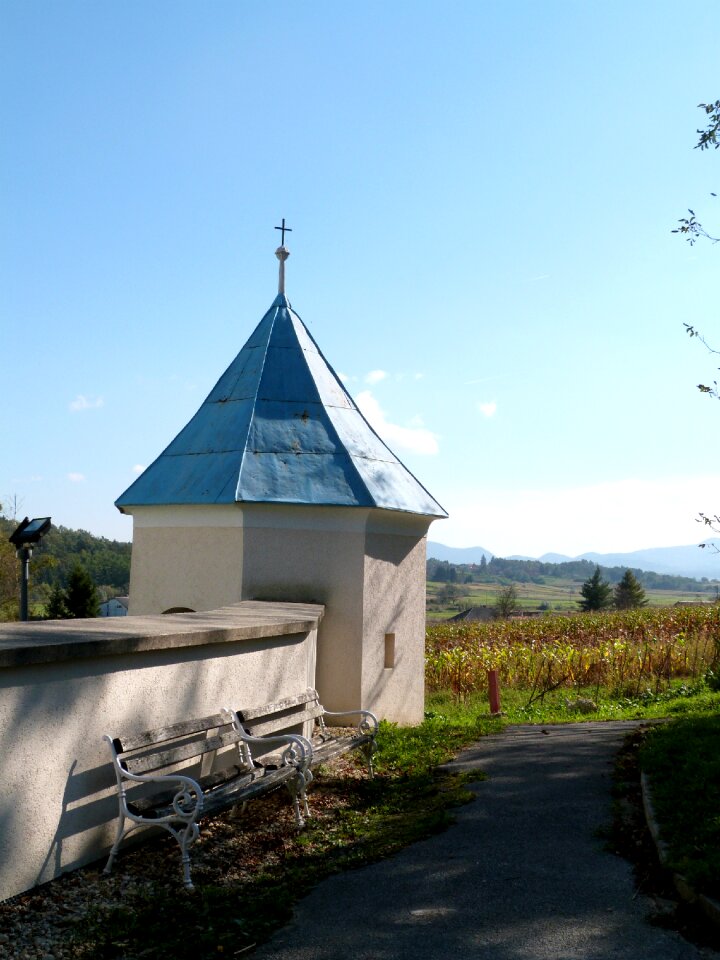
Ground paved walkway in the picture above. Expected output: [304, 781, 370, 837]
[255, 721, 717, 960]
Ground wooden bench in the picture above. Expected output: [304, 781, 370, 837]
[237, 688, 379, 778]
[103, 709, 312, 890]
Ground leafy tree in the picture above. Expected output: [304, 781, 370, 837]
[614, 570, 648, 610]
[673, 100, 719, 245]
[0, 539, 17, 620]
[578, 566, 613, 611]
[64, 564, 99, 618]
[437, 583, 460, 605]
[675, 101, 720, 546]
[0, 515, 131, 594]
[494, 583, 518, 619]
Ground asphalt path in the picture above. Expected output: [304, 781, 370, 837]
[254, 721, 717, 960]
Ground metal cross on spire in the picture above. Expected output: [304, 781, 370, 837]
[275, 218, 292, 247]
[274, 219, 291, 295]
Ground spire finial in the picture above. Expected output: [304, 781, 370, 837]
[274, 218, 291, 294]
[275, 218, 292, 246]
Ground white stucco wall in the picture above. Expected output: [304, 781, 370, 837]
[123, 504, 432, 724]
[362, 517, 428, 725]
[128, 506, 246, 615]
[0, 602, 321, 903]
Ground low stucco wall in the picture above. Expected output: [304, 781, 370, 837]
[0, 601, 322, 903]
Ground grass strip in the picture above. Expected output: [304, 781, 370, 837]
[640, 713, 720, 900]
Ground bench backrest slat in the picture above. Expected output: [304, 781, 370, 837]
[117, 712, 230, 753]
[242, 705, 324, 738]
[122, 727, 244, 775]
[239, 689, 318, 722]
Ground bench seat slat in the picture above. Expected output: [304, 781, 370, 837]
[118, 713, 231, 753]
[243, 705, 324, 738]
[311, 734, 372, 766]
[239, 689, 318, 722]
[202, 765, 296, 815]
[127, 764, 296, 820]
[127, 763, 253, 815]
[123, 728, 245, 775]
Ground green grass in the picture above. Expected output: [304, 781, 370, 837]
[427, 679, 720, 726]
[640, 711, 720, 900]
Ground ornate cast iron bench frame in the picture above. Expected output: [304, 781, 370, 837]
[104, 708, 312, 891]
[236, 688, 379, 778]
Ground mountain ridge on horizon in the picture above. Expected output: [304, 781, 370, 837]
[427, 539, 720, 582]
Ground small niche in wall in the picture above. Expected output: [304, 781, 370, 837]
[384, 633, 396, 669]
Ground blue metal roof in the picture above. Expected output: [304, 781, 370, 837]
[116, 293, 447, 517]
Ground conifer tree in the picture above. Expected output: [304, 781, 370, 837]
[614, 570, 648, 610]
[578, 566, 613, 611]
[45, 584, 69, 619]
[64, 564, 99, 618]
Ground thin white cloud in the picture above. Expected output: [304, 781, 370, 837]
[478, 401, 497, 418]
[69, 394, 104, 412]
[132, 464, 145, 474]
[67, 472, 86, 483]
[439, 475, 720, 558]
[365, 369, 388, 385]
[355, 390, 439, 455]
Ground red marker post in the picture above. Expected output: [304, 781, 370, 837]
[488, 669, 501, 716]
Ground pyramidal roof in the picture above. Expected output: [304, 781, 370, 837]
[116, 287, 447, 518]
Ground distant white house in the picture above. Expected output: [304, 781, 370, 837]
[99, 596, 129, 617]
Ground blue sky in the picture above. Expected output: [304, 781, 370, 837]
[2, 1, 719, 558]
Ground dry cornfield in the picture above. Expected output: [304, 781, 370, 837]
[425, 606, 720, 700]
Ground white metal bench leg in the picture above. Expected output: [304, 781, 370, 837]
[366, 741, 377, 779]
[285, 776, 306, 830]
[103, 813, 127, 876]
[301, 768, 312, 818]
[166, 822, 200, 892]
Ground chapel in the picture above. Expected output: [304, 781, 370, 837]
[116, 229, 446, 723]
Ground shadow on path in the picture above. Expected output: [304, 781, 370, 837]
[254, 721, 717, 960]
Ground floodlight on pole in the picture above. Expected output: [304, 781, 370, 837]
[9, 517, 51, 621]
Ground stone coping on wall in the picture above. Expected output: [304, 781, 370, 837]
[0, 601, 325, 669]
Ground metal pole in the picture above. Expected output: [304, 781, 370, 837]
[17, 546, 32, 622]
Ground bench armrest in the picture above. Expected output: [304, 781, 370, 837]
[222, 709, 314, 770]
[103, 734, 205, 823]
[320, 708, 379, 737]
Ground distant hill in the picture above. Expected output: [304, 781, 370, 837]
[579, 542, 720, 581]
[426, 542, 494, 563]
[427, 540, 720, 581]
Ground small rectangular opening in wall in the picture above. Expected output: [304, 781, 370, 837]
[384, 633, 396, 669]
